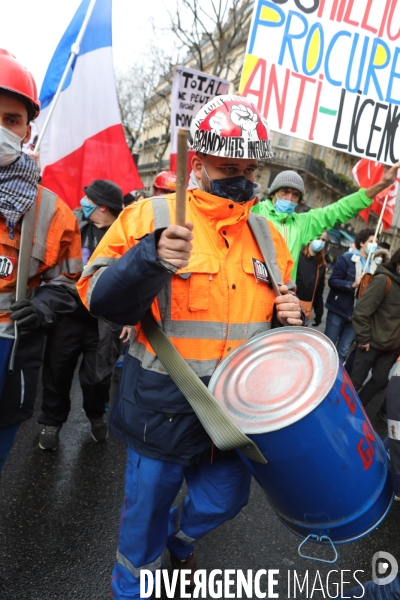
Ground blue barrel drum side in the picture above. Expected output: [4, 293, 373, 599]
[238, 363, 393, 544]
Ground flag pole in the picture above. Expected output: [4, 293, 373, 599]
[175, 129, 188, 226]
[34, 0, 98, 156]
[362, 194, 388, 276]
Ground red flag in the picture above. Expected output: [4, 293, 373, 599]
[36, 0, 143, 210]
[352, 159, 399, 230]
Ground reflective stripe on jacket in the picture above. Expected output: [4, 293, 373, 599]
[77, 189, 294, 464]
[0, 185, 82, 336]
[79, 190, 294, 375]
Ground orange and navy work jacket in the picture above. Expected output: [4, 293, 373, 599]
[77, 189, 294, 464]
[0, 185, 82, 337]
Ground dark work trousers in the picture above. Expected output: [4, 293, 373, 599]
[343, 346, 356, 376]
[0, 332, 45, 473]
[350, 346, 399, 407]
[0, 331, 45, 427]
[39, 315, 120, 426]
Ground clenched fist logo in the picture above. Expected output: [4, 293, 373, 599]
[230, 104, 260, 140]
[209, 112, 228, 135]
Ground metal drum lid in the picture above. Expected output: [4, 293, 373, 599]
[208, 327, 338, 433]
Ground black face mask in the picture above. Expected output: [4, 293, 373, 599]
[208, 175, 256, 203]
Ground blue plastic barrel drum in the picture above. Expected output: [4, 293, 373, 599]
[209, 328, 393, 551]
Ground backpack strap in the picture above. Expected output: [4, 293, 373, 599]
[310, 264, 320, 305]
[385, 275, 392, 297]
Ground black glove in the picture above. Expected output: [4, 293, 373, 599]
[10, 300, 45, 332]
[312, 316, 322, 327]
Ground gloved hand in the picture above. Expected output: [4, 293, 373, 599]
[312, 316, 322, 327]
[10, 300, 45, 332]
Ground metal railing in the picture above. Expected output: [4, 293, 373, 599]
[268, 149, 358, 197]
[137, 159, 170, 172]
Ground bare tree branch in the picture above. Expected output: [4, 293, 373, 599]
[116, 0, 253, 184]
[115, 42, 175, 157]
[165, 0, 252, 79]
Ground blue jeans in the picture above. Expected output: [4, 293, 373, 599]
[324, 311, 355, 363]
[342, 574, 400, 598]
[111, 447, 251, 599]
[0, 423, 21, 474]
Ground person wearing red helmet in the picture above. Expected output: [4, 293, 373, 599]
[77, 94, 302, 599]
[0, 50, 82, 475]
[152, 170, 177, 196]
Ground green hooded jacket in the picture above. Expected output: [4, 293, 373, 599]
[251, 189, 372, 279]
[352, 266, 400, 352]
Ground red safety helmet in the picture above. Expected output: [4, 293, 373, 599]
[0, 49, 40, 120]
[153, 170, 177, 191]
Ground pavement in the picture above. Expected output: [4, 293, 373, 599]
[0, 301, 399, 599]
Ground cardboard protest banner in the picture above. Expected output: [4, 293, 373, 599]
[239, 0, 400, 165]
[170, 66, 230, 171]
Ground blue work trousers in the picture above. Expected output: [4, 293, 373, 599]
[111, 447, 251, 599]
[324, 311, 355, 363]
[342, 575, 400, 598]
[0, 423, 21, 475]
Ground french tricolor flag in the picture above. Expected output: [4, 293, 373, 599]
[36, 0, 143, 210]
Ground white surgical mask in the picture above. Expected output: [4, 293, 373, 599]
[310, 239, 325, 253]
[374, 256, 383, 265]
[366, 242, 378, 255]
[0, 126, 23, 167]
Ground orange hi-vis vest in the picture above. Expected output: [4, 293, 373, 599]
[0, 186, 82, 336]
[78, 189, 294, 378]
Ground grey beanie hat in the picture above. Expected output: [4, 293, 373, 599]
[268, 170, 305, 198]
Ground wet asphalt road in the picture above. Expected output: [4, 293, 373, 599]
[1, 328, 400, 599]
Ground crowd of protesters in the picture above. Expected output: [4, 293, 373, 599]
[257, 167, 400, 436]
[322, 227, 400, 424]
[1, 53, 400, 598]
[292, 214, 400, 431]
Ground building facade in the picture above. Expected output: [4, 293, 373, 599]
[132, 15, 400, 251]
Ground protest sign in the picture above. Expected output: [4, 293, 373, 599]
[239, 0, 400, 164]
[170, 66, 230, 171]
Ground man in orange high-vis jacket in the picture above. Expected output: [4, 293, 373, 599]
[0, 49, 82, 475]
[77, 95, 303, 599]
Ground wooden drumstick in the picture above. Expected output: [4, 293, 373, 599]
[175, 128, 188, 226]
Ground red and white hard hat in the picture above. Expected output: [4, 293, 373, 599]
[0, 49, 40, 120]
[153, 170, 177, 191]
[189, 95, 273, 160]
